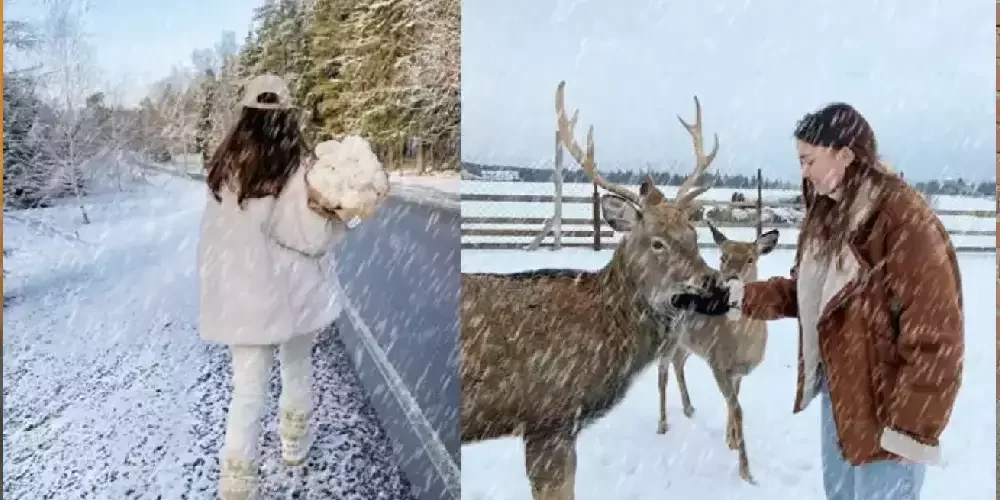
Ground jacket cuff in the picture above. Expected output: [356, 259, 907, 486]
[880, 427, 941, 465]
[725, 279, 744, 321]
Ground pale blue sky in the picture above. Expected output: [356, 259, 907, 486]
[6, 0, 258, 105]
[461, 0, 995, 181]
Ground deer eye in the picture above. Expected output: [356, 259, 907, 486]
[651, 238, 667, 252]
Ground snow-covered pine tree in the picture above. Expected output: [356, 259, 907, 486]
[409, 0, 459, 170]
[255, 0, 309, 80]
[195, 69, 217, 165]
[337, 0, 420, 168]
[238, 28, 263, 83]
[209, 55, 243, 148]
[301, 0, 353, 142]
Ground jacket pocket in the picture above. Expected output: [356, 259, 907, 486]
[862, 328, 889, 425]
[888, 294, 902, 344]
[869, 319, 902, 425]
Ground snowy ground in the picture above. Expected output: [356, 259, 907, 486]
[390, 171, 460, 212]
[2, 173, 458, 499]
[460, 249, 996, 499]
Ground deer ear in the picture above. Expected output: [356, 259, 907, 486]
[639, 175, 655, 194]
[600, 194, 640, 233]
[706, 221, 728, 245]
[756, 229, 780, 255]
[639, 176, 665, 206]
[680, 201, 702, 221]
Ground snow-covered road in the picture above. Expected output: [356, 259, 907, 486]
[3, 173, 459, 499]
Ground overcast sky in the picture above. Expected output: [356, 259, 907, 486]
[461, 0, 994, 181]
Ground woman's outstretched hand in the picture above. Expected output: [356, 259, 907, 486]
[670, 278, 744, 319]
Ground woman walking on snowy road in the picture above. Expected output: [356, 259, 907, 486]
[197, 74, 389, 500]
[673, 102, 964, 500]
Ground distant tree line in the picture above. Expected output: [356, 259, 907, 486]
[461, 162, 996, 198]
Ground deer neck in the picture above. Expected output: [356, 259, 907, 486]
[600, 244, 674, 349]
[735, 264, 768, 350]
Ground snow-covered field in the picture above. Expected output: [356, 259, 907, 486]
[459, 248, 996, 499]
[460, 181, 996, 250]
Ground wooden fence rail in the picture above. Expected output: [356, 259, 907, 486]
[460, 186, 996, 254]
[459, 196, 995, 219]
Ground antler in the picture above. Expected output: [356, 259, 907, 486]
[675, 96, 720, 205]
[555, 81, 641, 205]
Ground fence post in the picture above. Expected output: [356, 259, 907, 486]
[553, 130, 563, 250]
[755, 168, 763, 237]
[592, 182, 601, 250]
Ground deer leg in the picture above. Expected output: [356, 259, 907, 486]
[524, 430, 577, 500]
[726, 376, 743, 450]
[673, 350, 696, 418]
[710, 369, 754, 485]
[657, 360, 669, 434]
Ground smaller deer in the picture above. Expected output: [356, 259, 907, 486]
[656, 222, 779, 485]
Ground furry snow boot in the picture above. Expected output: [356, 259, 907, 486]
[279, 409, 313, 466]
[219, 458, 259, 500]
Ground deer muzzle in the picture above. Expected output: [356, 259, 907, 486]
[681, 269, 725, 295]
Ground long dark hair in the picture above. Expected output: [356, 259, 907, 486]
[205, 94, 311, 207]
[794, 102, 898, 259]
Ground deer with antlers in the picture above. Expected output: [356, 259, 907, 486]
[460, 81, 737, 500]
[656, 222, 780, 485]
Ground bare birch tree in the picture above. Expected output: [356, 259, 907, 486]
[38, 0, 99, 223]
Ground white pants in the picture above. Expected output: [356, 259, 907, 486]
[221, 332, 317, 462]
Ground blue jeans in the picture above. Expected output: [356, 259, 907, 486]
[819, 374, 926, 500]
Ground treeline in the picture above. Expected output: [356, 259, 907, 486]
[909, 178, 996, 197]
[3, 0, 458, 210]
[462, 162, 997, 198]
[184, 0, 458, 171]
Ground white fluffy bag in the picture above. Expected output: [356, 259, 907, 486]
[305, 135, 390, 222]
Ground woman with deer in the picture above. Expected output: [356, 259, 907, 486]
[674, 103, 964, 500]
